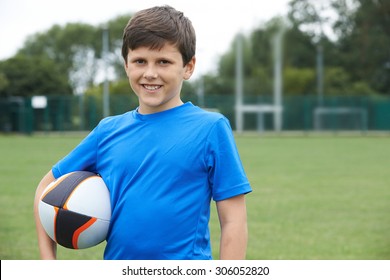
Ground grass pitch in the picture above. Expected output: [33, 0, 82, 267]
[0, 133, 389, 259]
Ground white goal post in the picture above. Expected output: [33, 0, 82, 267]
[313, 107, 368, 131]
[235, 104, 283, 133]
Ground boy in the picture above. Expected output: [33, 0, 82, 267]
[34, 5, 252, 260]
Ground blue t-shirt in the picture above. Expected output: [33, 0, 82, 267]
[52, 102, 251, 259]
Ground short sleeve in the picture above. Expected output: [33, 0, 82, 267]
[52, 126, 99, 179]
[205, 117, 252, 201]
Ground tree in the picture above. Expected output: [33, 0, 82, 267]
[285, 0, 390, 96]
[15, 15, 133, 95]
[0, 55, 71, 97]
[0, 73, 9, 93]
[333, 0, 390, 94]
[18, 23, 100, 94]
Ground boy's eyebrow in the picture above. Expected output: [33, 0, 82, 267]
[127, 55, 144, 62]
[129, 51, 176, 59]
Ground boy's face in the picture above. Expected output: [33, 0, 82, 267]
[124, 43, 195, 114]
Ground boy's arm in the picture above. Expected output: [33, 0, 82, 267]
[216, 194, 248, 260]
[34, 170, 57, 259]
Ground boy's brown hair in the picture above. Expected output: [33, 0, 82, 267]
[122, 5, 196, 66]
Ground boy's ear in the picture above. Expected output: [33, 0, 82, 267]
[183, 56, 196, 80]
[124, 60, 130, 77]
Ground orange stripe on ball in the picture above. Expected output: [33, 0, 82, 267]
[53, 207, 59, 242]
[72, 217, 97, 249]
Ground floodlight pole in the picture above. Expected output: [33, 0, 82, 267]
[272, 28, 284, 132]
[102, 26, 110, 118]
[316, 43, 324, 107]
[316, 7, 325, 108]
[235, 33, 244, 133]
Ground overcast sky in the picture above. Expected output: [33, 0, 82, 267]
[0, 0, 290, 77]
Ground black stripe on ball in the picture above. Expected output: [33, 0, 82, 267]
[42, 171, 96, 208]
[55, 208, 94, 249]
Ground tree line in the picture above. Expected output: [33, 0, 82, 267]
[0, 0, 389, 100]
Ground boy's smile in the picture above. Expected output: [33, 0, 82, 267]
[124, 43, 195, 114]
[143, 85, 162, 91]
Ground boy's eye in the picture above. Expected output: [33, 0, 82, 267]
[159, 60, 170, 65]
[135, 59, 145, 64]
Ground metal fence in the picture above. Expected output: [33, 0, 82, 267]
[1, 94, 390, 134]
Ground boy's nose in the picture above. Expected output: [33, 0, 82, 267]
[143, 67, 158, 80]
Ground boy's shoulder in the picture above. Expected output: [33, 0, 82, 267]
[179, 103, 232, 130]
[101, 110, 132, 123]
[95, 111, 133, 131]
[190, 106, 224, 119]
[183, 103, 224, 121]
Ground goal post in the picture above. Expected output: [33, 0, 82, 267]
[235, 104, 283, 133]
[234, 27, 284, 133]
[313, 107, 368, 131]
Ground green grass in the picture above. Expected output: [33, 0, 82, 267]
[1, 133, 389, 259]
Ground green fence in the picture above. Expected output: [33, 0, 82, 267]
[1, 94, 390, 133]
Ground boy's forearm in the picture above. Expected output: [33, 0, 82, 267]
[219, 222, 248, 260]
[217, 195, 248, 260]
[34, 170, 57, 259]
[36, 223, 57, 259]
